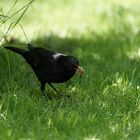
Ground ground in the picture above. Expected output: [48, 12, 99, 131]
[0, 0, 140, 139]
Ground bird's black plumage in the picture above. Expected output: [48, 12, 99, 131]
[4, 44, 82, 101]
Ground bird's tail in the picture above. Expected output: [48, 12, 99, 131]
[4, 46, 26, 56]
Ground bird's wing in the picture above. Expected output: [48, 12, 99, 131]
[52, 53, 66, 60]
[29, 47, 65, 74]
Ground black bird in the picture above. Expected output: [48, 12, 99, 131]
[4, 44, 84, 101]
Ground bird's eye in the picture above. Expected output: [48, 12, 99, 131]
[67, 64, 75, 69]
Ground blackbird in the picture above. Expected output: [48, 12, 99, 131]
[4, 44, 84, 101]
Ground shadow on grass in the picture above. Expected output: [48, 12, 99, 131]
[1, 29, 140, 99]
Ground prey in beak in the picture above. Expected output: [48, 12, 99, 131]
[76, 65, 85, 77]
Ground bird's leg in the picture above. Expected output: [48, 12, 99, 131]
[40, 83, 48, 102]
[48, 83, 70, 98]
[48, 83, 60, 95]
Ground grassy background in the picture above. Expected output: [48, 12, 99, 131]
[1, 0, 140, 139]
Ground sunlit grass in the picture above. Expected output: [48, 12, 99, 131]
[1, 0, 140, 40]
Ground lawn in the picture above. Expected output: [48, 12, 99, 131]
[0, 0, 140, 139]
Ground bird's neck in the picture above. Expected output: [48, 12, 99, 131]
[64, 68, 76, 79]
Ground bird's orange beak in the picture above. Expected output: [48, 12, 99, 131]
[76, 65, 85, 77]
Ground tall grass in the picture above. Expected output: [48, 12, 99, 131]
[0, 0, 34, 45]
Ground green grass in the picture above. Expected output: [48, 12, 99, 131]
[1, 0, 140, 139]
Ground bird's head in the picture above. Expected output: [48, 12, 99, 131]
[66, 56, 84, 76]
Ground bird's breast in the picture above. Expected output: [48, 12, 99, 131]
[52, 69, 76, 83]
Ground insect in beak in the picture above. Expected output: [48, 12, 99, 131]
[76, 65, 85, 77]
